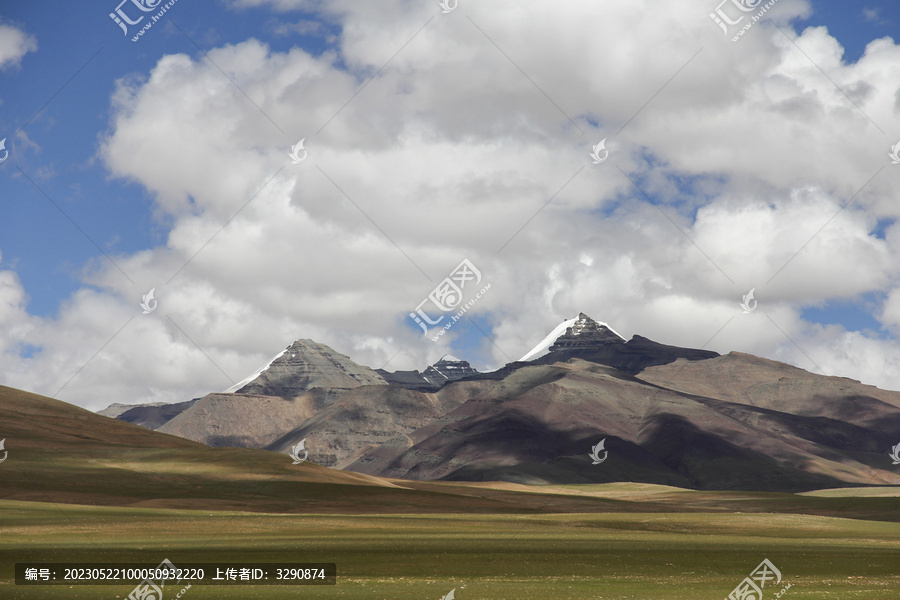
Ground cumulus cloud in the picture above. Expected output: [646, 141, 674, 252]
[4, 0, 900, 409]
[0, 21, 37, 71]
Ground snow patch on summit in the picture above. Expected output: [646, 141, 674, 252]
[518, 314, 625, 362]
[570, 314, 624, 341]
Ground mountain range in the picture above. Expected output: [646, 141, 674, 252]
[99, 313, 900, 492]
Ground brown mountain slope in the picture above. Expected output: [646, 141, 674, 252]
[265, 381, 487, 468]
[232, 339, 387, 397]
[92, 320, 900, 494]
[0, 385, 500, 512]
[157, 338, 457, 456]
[5, 383, 900, 520]
[638, 351, 900, 418]
[157, 390, 325, 447]
[115, 398, 198, 429]
[345, 359, 900, 491]
[0, 385, 203, 452]
[161, 384, 473, 468]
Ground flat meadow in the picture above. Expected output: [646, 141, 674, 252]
[2, 498, 899, 599]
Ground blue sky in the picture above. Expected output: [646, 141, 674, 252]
[806, 0, 896, 62]
[1, 0, 899, 409]
[0, 1, 335, 316]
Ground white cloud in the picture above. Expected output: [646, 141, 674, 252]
[0, 21, 37, 71]
[270, 19, 327, 37]
[861, 8, 880, 23]
[4, 0, 900, 410]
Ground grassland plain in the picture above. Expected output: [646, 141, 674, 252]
[2, 499, 899, 600]
[2, 387, 898, 598]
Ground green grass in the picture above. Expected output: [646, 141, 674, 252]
[2, 500, 899, 599]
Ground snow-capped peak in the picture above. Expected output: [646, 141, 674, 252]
[570, 313, 624, 340]
[518, 313, 624, 362]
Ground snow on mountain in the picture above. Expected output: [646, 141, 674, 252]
[222, 347, 288, 393]
[570, 313, 624, 340]
[223, 340, 387, 397]
[423, 355, 479, 383]
[518, 318, 578, 362]
[226, 317, 624, 396]
[518, 313, 625, 362]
